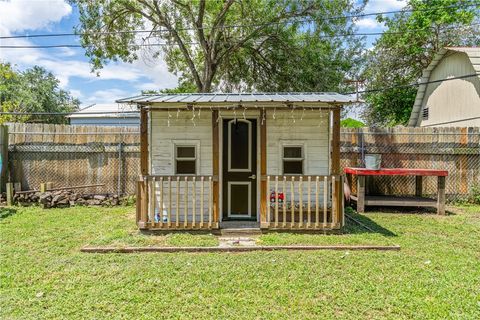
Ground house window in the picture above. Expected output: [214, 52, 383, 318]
[175, 145, 196, 174]
[282, 146, 304, 174]
[422, 107, 429, 120]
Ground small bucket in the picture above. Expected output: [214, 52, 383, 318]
[365, 154, 381, 170]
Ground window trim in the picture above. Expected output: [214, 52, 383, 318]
[280, 141, 305, 175]
[172, 140, 200, 175]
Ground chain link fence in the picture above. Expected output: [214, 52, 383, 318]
[7, 123, 140, 195]
[341, 127, 480, 203]
[4, 124, 480, 202]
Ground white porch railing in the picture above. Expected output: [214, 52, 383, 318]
[264, 175, 344, 230]
[137, 174, 344, 231]
[137, 175, 218, 229]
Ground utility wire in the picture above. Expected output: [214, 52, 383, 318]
[0, 2, 478, 40]
[346, 73, 478, 95]
[1, 22, 478, 49]
[0, 73, 478, 116]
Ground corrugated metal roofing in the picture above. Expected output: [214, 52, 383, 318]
[67, 103, 138, 118]
[408, 47, 480, 126]
[116, 92, 356, 106]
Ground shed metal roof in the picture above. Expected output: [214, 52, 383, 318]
[116, 92, 356, 106]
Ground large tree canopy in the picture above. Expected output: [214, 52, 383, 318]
[0, 63, 80, 124]
[362, 0, 480, 126]
[72, 0, 364, 93]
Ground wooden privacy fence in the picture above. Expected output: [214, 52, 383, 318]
[341, 127, 480, 201]
[7, 123, 140, 195]
[4, 124, 480, 202]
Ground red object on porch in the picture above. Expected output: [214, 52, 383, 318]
[344, 167, 448, 215]
[344, 167, 448, 177]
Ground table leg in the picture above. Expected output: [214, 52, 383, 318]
[437, 176, 446, 215]
[357, 175, 365, 213]
[415, 176, 423, 197]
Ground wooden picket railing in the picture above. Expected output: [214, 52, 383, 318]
[136, 175, 218, 230]
[137, 174, 343, 231]
[263, 175, 344, 230]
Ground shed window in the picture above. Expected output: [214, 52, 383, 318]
[175, 146, 196, 174]
[282, 146, 304, 174]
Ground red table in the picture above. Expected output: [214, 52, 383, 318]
[344, 168, 448, 215]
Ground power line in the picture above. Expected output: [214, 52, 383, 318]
[347, 73, 479, 95]
[0, 2, 478, 40]
[0, 74, 477, 116]
[1, 22, 478, 49]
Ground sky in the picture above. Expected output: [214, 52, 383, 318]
[0, 0, 407, 107]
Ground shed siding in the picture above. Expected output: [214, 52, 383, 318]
[420, 52, 480, 127]
[266, 109, 330, 176]
[150, 111, 212, 176]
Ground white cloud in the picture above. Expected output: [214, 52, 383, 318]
[0, 0, 178, 99]
[356, 17, 381, 29]
[83, 88, 131, 104]
[364, 0, 407, 13]
[0, 0, 71, 33]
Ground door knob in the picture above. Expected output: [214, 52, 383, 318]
[248, 174, 256, 179]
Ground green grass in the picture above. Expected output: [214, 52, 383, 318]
[1, 205, 479, 319]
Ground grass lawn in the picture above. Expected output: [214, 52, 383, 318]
[1, 205, 479, 319]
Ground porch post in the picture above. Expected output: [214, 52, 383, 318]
[260, 108, 268, 227]
[138, 107, 149, 228]
[331, 106, 343, 227]
[212, 110, 220, 227]
[140, 107, 149, 176]
[331, 107, 341, 175]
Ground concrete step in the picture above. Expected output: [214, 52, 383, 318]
[220, 228, 262, 236]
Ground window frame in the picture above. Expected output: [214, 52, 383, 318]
[280, 142, 305, 175]
[173, 140, 200, 175]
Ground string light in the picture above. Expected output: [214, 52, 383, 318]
[176, 108, 180, 119]
[197, 107, 201, 119]
[301, 107, 305, 121]
[242, 105, 246, 120]
[261, 107, 266, 125]
[233, 107, 237, 123]
[290, 105, 296, 123]
[273, 107, 276, 120]
[191, 106, 196, 127]
[167, 109, 172, 127]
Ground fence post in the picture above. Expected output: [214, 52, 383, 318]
[0, 125, 8, 193]
[117, 142, 123, 196]
[6, 182, 13, 206]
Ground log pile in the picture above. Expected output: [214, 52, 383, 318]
[13, 191, 122, 208]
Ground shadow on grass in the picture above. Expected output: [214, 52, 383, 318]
[0, 207, 17, 220]
[344, 209, 397, 237]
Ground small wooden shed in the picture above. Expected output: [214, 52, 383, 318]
[117, 92, 356, 231]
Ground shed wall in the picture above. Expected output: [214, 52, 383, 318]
[420, 52, 480, 127]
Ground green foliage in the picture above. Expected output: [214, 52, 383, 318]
[363, 0, 480, 126]
[141, 81, 198, 95]
[341, 117, 365, 128]
[0, 63, 80, 124]
[468, 183, 480, 205]
[72, 0, 364, 93]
